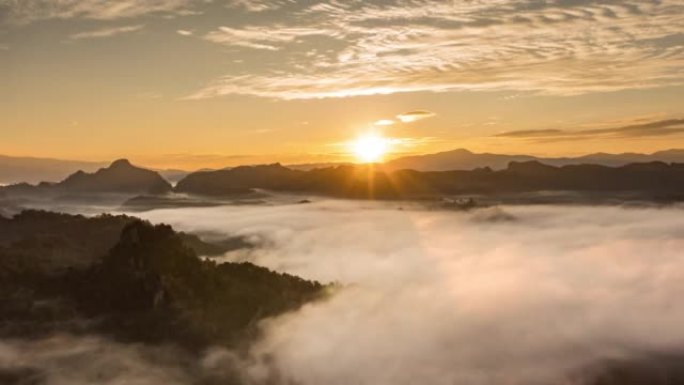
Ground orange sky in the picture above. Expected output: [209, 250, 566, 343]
[1, 1, 683, 169]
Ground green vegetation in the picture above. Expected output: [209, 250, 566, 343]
[78, 220, 323, 347]
[0, 210, 325, 349]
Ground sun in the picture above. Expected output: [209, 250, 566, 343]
[351, 134, 390, 163]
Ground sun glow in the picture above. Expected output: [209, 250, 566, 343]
[351, 134, 390, 163]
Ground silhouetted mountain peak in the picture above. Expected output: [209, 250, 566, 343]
[109, 158, 134, 169]
[58, 159, 172, 194]
[445, 148, 474, 155]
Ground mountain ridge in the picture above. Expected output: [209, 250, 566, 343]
[173, 160, 684, 200]
[5, 149, 684, 185]
[6, 154, 684, 202]
[382, 148, 684, 171]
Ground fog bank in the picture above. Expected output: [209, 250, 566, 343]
[124, 201, 684, 385]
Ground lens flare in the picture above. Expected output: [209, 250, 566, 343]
[351, 134, 390, 163]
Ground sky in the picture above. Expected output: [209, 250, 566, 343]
[0, 0, 683, 169]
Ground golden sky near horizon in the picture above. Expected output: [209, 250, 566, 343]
[1, 0, 683, 169]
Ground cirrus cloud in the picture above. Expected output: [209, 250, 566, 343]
[0, 0, 202, 23]
[188, 0, 684, 100]
[3, 0, 682, 101]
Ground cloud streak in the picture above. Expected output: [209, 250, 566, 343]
[69, 24, 144, 40]
[204, 25, 335, 51]
[1, 0, 201, 23]
[397, 110, 436, 123]
[495, 118, 684, 141]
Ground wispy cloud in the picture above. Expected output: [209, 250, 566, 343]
[494, 129, 566, 138]
[368, 110, 436, 129]
[397, 110, 436, 123]
[1, 0, 293, 24]
[203, 25, 337, 51]
[188, 0, 684, 100]
[4, 0, 682, 100]
[69, 24, 144, 40]
[2, 0, 201, 23]
[226, 0, 291, 13]
[495, 118, 684, 141]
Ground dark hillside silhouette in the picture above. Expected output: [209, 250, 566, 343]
[0, 210, 324, 348]
[174, 161, 684, 200]
[58, 159, 172, 194]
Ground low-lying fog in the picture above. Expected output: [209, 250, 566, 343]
[132, 201, 684, 385]
[5, 200, 684, 384]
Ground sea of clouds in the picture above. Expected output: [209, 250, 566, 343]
[4, 200, 684, 384]
[130, 201, 684, 385]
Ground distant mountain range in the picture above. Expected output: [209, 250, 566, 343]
[382, 148, 684, 171]
[5, 152, 684, 204]
[288, 149, 684, 171]
[174, 161, 684, 200]
[5, 149, 684, 185]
